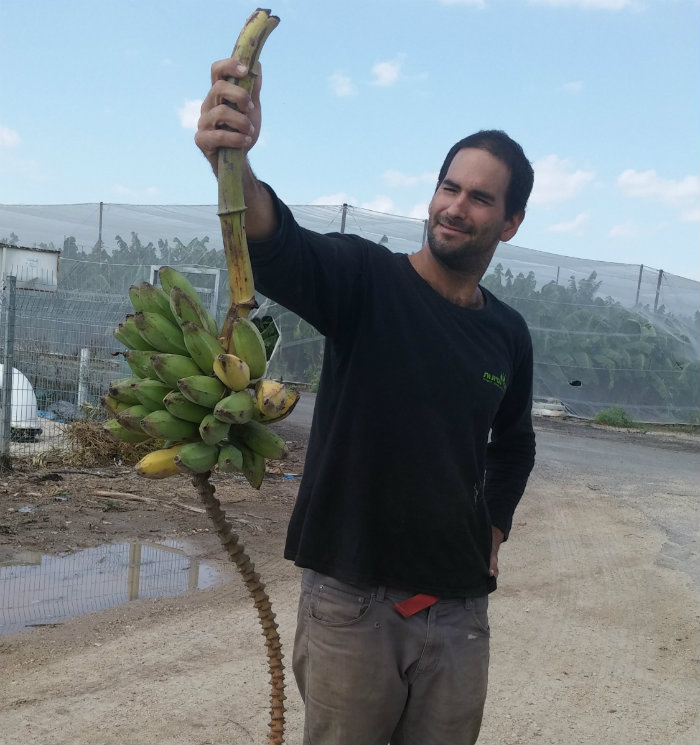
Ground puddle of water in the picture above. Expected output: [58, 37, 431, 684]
[0, 540, 224, 636]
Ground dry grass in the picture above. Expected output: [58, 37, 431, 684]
[56, 419, 161, 467]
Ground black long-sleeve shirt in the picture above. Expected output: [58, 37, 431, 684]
[250, 187, 535, 597]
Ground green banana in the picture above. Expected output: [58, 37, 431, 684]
[231, 317, 268, 379]
[131, 379, 173, 411]
[239, 442, 266, 489]
[231, 419, 288, 459]
[150, 353, 203, 388]
[115, 404, 153, 433]
[158, 265, 219, 336]
[174, 441, 220, 474]
[114, 315, 151, 351]
[163, 390, 213, 423]
[169, 285, 213, 331]
[123, 349, 159, 379]
[181, 320, 226, 374]
[133, 311, 189, 355]
[101, 393, 130, 415]
[103, 418, 151, 443]
[129, 281, 178, 324]
[199, 413, 231, 446]
[217, 442, 244, 473]
[139, 409, 200, 441]
[213, 353, 250, 392]
[177, 374, 227, 409]
[108, 377, 142, 405]
[213, 390, 255, 424]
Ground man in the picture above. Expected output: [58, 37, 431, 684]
[196, 59, 536, 745]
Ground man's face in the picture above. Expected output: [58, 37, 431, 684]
[427, 148, 523, 275]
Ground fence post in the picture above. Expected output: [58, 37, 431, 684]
[340, 203, 348, 234]
[77, 347, 90, 410]
[653, 269, 663, 312]
[0, 275, 17, 466]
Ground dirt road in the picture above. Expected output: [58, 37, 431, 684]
[1, 417, 698, 745]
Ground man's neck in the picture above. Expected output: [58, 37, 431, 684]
[408, 249, 485, 309]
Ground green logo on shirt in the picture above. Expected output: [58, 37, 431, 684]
[482, 371, 507, 390]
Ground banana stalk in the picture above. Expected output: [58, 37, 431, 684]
[218, 8, 280, 344]
[208, 9, 284, 745]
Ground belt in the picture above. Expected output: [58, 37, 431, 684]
[394, 593, 439, 618]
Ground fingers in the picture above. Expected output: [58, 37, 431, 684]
[195, 59, 262, 173]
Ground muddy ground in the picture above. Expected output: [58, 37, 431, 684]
[0, 417, 698, 745]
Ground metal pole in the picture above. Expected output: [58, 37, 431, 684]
[653, 269, 663, 312]
[98, 201, 104, 249]
[422, 219, 428, 246]
[340, 203, 348, 234]
[635, 264, 644, 305]
[0, 276, 17, 462]
[77, 347, 90, 410]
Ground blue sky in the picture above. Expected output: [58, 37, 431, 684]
[1, 0, 699, 280]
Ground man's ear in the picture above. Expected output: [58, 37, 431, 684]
[500, 210, 525, 243]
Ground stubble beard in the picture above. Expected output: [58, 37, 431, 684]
[426, 218, 500, 277]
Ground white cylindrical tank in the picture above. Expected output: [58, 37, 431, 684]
[0, 363, 43, 441]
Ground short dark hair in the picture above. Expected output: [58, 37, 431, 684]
[437, 130, 534, 219]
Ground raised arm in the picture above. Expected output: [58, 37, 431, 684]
[195, 58, 277, 240]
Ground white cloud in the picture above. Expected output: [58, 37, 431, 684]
[408, 202, 429, 220]
[179, 99, 202, 130]
[547, 212, 590, 234]
[329, 73, 357, 97]
[617, 169, 700, 222]
[371, 59, 402, 87]
[530, 154, 595, 206]
[562, 80, 584, 95]
[0, 125, 20, 148]
[608, 221, 639, 239]
[383, 170, 438, 188]
[529, 0, 631, 9]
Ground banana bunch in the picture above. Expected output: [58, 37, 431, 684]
[103, 266, 299, 487]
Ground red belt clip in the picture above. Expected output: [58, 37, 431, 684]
[394, 593, 439, 618]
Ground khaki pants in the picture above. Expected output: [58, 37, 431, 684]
[293, 569, 490, 745]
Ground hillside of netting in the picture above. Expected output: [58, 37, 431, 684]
[1, 201, 698, 425]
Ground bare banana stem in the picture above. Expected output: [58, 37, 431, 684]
[218, 8, 280, 341]
[192, 472, 285, 744]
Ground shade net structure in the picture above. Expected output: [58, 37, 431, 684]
[1, 201, 698, 427]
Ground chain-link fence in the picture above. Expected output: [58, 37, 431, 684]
[0, 201, 698, 463]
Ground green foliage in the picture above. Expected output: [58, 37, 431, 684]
[483, 264, 699, 422]
[593, 407, 642, 428]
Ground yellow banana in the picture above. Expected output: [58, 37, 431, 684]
[213, 353, 251, 392]
[135, 444, 184, 479]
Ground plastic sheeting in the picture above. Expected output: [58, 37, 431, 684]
[1, 202, 698, 424]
